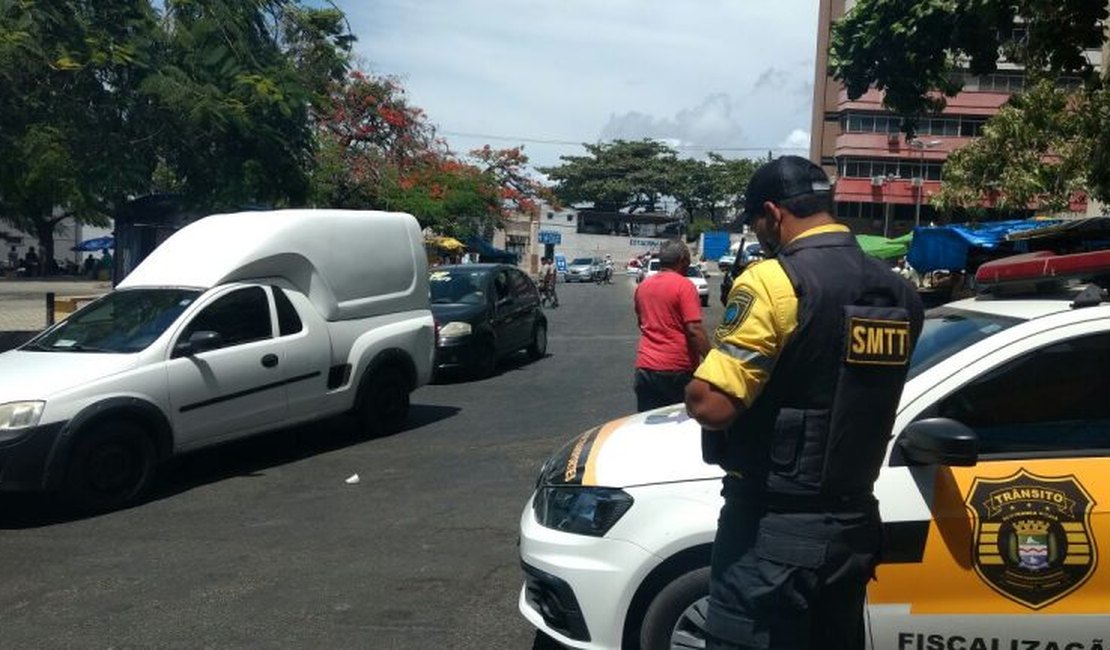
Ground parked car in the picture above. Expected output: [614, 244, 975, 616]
[429, 264, 547, 379]
[518, 250, 1110, 649]
[0, 210, 435, 513]
[684, 265, 710, 306]
[635, 257, 660, 284]
[567, 257, 603, 283]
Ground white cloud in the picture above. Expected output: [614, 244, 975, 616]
[336, 0, 820, 167]
[779, 129, 811, 151]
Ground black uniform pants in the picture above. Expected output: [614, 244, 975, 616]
[633, 368, 693, 412]
[706, 495, 881, 650]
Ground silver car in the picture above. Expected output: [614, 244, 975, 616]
[565, 257, 602, 282]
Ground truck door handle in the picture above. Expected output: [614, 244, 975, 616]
[261, 354, 279, 368]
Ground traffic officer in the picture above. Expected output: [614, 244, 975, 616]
[685, 156, 924, 650]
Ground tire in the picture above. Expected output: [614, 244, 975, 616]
[700, 295, 709, 307]
[358, 365, 411, 437]
[61, 420, 157, 514]
[473, 340, 498, 379]
[640, 567, 711, 650]
[528, 322, 547, 360]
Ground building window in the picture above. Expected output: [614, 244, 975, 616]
[566, 215, 574, 222]
[838, 157, 943, 181]
[546, 212, 554, 220]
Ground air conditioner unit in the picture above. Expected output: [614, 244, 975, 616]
[912, 177, 924, 187]
[887, 133, 900, 145]
[871, 176, 885, 187]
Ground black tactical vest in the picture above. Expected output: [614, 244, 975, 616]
[704, 230, 924, 508]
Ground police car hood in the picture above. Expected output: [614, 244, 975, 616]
[539, 405, 724, 488]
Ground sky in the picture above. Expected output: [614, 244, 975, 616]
[334, 0, 820, 173]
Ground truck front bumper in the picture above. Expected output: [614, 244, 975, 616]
[0, 421, 65, 492]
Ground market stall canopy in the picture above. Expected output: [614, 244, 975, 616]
[856, 233, 913, 261]
[464, 236, 518, 264]
[426, 235, 465, 252]
[907, 219, 1063, 273]
[72, 235, 115, 252]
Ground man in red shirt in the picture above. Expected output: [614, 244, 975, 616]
[633, 239, 711, 411]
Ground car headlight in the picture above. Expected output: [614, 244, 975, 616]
[533, 486, 634, 537]
[438, 321, 472, 338]
[0, 401, 45, 440]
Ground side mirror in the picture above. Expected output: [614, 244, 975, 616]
[174, 330, 222, 357]
[895, 418, 978, 467]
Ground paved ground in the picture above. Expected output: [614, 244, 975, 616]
[0, 274, 727, 649]
[0, 278, 110, 332]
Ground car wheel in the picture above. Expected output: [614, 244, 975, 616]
[359, 365, 411, 437]
[640, 567, 710, 650]
[528, 322, 548, 360]
[62, 420, 156, 514]
[474, 339, 498, 379]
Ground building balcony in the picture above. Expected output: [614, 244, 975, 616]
[835, 177, 941, 206]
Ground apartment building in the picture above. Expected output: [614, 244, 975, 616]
[810, 0, 1102, 235]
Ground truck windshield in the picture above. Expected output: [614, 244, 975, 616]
[26, 288, 202, 353]
[907, 306, 1023, 380]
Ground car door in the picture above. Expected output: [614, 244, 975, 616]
[165, 285, 288, 449]
[489, 268, 520, 354]
[509, 269, 539, 344]
[867, 324, 1110, 648]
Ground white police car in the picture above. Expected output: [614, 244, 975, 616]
[519, 250, 1110, 650]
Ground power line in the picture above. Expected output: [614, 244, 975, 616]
[437, 130, 808, 152]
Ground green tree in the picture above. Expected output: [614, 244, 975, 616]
[145, 0, 354, 209]
[829, 0, 1106, 123]
[539, 139, 678, 213]
[0, 0, 161, 270]
[934, 79, 1090, 212]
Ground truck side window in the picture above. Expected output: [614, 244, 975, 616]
[272, 286, 303, 336]
[182, 286, 272, 350]
[937, 332, 1110, 455]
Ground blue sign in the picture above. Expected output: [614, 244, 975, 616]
[554, 254, 567, 274]
[538, 230, 562, 245]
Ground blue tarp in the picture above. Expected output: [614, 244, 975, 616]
[906, 220, 1062, 273]
[72, 236, 115, 252]
[464, 236, 518, 264]
[702, 231, 730, 261]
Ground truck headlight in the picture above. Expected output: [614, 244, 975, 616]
[0, 401, 45, 440]
[533, 486, 634, 537]
[438, 321, 472, 338]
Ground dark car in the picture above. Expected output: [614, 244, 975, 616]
[429, 264, 548, 378]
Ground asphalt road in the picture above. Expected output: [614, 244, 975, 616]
[0, 272, 726, 649]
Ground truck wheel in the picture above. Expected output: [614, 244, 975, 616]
[528, 322, 547, 360]
[62, 421, 156, 514]
[640, 567, 710, 650]
[359, 366, 410, 437]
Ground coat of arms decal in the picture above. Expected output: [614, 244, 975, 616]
[965, 468, 1097, 609]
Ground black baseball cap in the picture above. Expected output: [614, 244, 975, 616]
[740, 155, 832, 224]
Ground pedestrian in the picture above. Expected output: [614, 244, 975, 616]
[6, 245, 17, 271]
[684, 156, 924, 650]
[539, 256, 558, 307]
[632, 239, 711, 412]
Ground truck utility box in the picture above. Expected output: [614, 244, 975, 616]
[0, 209, 435, 512]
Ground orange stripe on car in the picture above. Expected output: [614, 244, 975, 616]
[582, 416, 630, 486]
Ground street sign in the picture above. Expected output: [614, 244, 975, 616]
[538, 230, 562, 245]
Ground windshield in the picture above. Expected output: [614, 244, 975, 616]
[570, 258, 593, 266]
[429, 269, 489, 305]
[907, 306, 1024, 380]
[648, 259, 660, 271]
[685, 266, 703, 278]
[27, 288, 201, 353]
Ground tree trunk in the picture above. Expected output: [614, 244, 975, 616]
[32, 215, 55, 277]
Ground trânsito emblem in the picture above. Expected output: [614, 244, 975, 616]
[965, 469, 1097, 609]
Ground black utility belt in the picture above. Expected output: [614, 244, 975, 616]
[752, 493, 876, 513]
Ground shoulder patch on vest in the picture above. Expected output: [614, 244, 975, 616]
[716, 290, 755, 340]
[845, 316, 911, 366]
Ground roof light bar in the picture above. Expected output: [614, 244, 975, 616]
[975, 250, 1110, 287]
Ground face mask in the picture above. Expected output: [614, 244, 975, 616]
[755, 212, 783, 258]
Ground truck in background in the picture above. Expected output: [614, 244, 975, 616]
[0, 210, 434, 512]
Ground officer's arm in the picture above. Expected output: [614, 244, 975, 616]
[685, 378, 743, 430]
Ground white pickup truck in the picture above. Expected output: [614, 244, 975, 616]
[0, 210, 434, 512]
